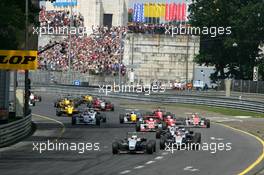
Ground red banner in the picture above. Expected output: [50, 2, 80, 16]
[177, 3, 182, 21]
[165, 3, 170, 21]
[169, 3, 174, 21]
[181, 3, 186, 21]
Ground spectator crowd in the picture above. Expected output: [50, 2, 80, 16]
[39, 7, 84, 29]
[38, 25, 127, 76]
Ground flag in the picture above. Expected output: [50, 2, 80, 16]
[181, 2, 187, 21]
[133, 3, 138, 22]
[144, 3, 150, 17]
[169, 2, 174, 21]
[161, 3, 166, 17]
[177, 3, 182, 22]
[165, 3, 170, 21]
[173, 3, 177, 21]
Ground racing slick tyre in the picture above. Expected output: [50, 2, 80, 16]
[161, 122, 167, 130]
[192, 133, 201, 150]
[160, 137, 166, 150]
[56, 110, 62, 116]
[119, 115, 124, 124]
[72, 116, 77, 125]
[156, 130, 161, 139]
[150, 140, 156, 152]
[101, 114, 107, 123]
[135, 122, 140, 132]
[38, 96, 42, 102]
[111, 105, 114, 111]
[96, 116, 101, 126]
[206, 119, 210, 128]
[112, 142, 119, 154]
[146, 141, 154, 154]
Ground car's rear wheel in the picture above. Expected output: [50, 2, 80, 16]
[119, 115, 124, 124]
[135, 122, 140, 132]
[156, 130, 161, 139]
[150, 140, 156, 152]
[96, 116, 100, 126]
[72, 116, 76, 125]
[160, 137, 166, 150]
[192, 133, 201, 150]
[112, 142, 119, 154]
[146, 142, 154, 154]
[206, 119, 210, 128]
[102, 114, 106, 123]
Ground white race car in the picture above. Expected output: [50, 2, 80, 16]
[72, 108, 106, 125]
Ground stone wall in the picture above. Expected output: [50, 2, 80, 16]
[123, 34, 200, 84]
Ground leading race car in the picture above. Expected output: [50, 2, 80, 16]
[112, 132, 156, 154]
[72, 108, 106, 125]
[119, 110, 142, 124]
[135, 115, 166, 132]
[177, 113, 210, 128]
[160, 127, 201, 150]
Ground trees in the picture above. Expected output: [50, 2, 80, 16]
[188, 0, 264, 80]
[0, 0, 39, 50]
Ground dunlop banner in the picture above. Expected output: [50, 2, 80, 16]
[0, 50, 38, 70]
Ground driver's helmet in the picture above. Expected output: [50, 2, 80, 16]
[149, 118, 154, 121]
[131, 111, 135, 115]
[131, 135, 137, 140]
[167, 115, 171, 119]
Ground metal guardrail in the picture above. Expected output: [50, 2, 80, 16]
[0, 114, 32, 148]
[33, 86, 264, 113]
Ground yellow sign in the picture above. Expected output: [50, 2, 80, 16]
[0, 50, 38, 70]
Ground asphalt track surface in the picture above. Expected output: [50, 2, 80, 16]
[0, 94, 263, 175]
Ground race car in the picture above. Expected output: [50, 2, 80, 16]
[56, 104, 79, 117]
[119, 110, 142, 124]
[90, 98, 114, 111]
[31, 92, 42, 102]
[178, 113, 210, 128]
[81, 95, 93, 104]
[112, 132, 156, 154]
[72, 108, 106, 125]
[54, 97, 73, 108]
[29, 92, 42, 106]
[135, 115, 166, 132]
[160, 127, 201, 150]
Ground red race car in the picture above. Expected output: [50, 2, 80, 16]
[179, 113, 210, 128]
[90, 98, 114, 111]
[136, 115, 166, 132]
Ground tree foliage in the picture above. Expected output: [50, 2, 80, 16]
[0, 0, 39, 50]
[189, 0, 264, 80]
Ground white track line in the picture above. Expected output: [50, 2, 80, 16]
[154, 156, 163, 160]
[145, 160, 155, 165]
[120, 170, 131, 174]
[134, 165, 145, 169]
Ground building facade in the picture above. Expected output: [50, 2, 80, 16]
[42, 0, 129, 29]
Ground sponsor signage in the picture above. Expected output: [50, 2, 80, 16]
[0, 50, 38, 70]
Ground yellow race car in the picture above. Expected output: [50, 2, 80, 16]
[119, 111, 142, 124]
[56, 104, 79, 117]
[82, 95, 93, 103]
[54, 98, 73, 108]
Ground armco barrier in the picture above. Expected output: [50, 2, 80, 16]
[32, 86, 264, 113]
[0, 114, 32, 148]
